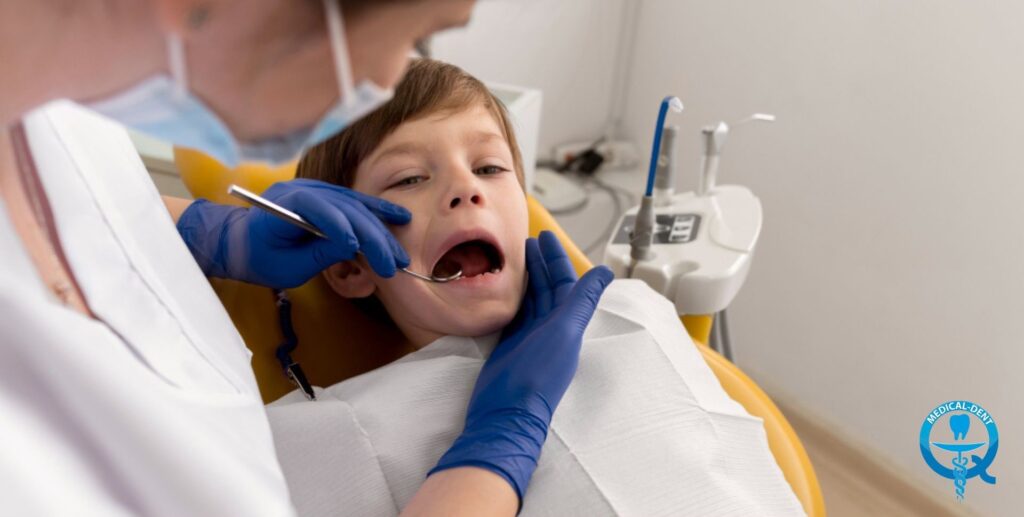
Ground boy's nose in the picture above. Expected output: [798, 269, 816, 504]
[449, 194, 482, 209]
[445, 168, 485, 210]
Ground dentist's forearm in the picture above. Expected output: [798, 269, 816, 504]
[401, 467, 517, 517]
[163, 195, 193, 224]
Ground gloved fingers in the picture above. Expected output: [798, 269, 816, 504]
[523, 272, 537, 319]
[245, 193, 318, 243]
[560, 265, 613, 330]
[287, 193, 360, 264]
[284, 180, 410, 272]
[525, 237, 553, 316]
[537, 231, 577, 305]
[342, 205, 400, 278]
[500, 288, 535, 343]
[283, 239, 356, 287]
[290, 179, 413, 225]
[344, 200, 411, 269]
[359, 203, 411, 269]
[344, 188, 413, 225]
[247, 193, 360, 286]
[388, 233, 411, 269]
[259, 180, 296, 200]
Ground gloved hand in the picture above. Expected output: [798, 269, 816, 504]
[429, 231, 614, 503]
[176, 178, 411, 288]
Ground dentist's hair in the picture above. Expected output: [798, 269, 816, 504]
[296, 58, 525, 188]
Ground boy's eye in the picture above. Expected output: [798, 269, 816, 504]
[475, 165, 510, 176]
[390, 175, 426, 188]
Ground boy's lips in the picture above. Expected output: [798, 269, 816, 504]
[428, 228, 505, 279]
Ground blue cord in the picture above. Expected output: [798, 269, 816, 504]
[645, 96, 681, 197]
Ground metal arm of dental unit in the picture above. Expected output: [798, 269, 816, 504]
[603, 105, 775, 319]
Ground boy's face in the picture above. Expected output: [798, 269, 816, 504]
[334, 103, 528, 347]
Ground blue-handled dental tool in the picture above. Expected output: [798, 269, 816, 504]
[628, 96, 683, 275]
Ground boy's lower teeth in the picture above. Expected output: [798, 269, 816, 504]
[455, 268, 501, 280]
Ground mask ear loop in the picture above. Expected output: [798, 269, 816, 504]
[323, 0, 356, 107]
[166, 33, 189, 101]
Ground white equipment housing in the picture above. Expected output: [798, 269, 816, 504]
[603, 184, 762, 315]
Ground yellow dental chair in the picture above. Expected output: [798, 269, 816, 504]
[176, 149, 825, 517]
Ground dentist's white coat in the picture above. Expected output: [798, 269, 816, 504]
[0, 102, 294, 516]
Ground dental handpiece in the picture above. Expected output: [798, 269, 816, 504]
[227, 185, 462, 283]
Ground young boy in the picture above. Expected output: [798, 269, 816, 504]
[295, 58, 531, 349]
[267, 59, 805, 516]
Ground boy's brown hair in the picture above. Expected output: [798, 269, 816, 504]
[296, 58, 524, 188]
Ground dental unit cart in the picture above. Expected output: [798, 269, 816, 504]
[603, 96, 774, 358]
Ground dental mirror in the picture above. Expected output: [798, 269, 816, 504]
[227, 185, 463, 283]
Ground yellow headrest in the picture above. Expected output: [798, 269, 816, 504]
[174, 148, 297, 207]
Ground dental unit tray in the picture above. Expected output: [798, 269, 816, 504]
[604, 186, 762, 315]
[603, 100, 772, 316]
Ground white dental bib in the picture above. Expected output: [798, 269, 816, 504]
[267, 280, 805, 516]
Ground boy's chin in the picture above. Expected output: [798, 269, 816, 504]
[447, 305, 518, 338]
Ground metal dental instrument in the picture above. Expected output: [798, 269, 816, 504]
[227, 185, 462, 283]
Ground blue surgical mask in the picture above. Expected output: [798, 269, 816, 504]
[88, 0, 393, 167]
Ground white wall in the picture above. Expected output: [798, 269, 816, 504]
[432, 0, 627, 157]
[621, 1, 1023, 514]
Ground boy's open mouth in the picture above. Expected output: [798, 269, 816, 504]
[432, 239, 504, 279]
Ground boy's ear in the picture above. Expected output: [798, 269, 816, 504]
[322, 260, 377, 298]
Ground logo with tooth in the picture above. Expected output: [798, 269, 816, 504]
[919, 401, 998, 502]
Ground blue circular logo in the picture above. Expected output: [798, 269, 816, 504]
[919, 400, 998, 501]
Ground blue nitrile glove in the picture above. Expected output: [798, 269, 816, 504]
[177, 178, 411, 288]
[429, 231, 614, 503]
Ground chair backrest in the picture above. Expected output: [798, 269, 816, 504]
[176, 149, 824, 516]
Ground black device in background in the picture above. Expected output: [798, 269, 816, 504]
[557, 138, 606, 175]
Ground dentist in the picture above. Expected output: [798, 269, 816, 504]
[0, 0, 612, 516]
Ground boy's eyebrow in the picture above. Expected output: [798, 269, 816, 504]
[369, 129, 507, 171]
[464, 130, 505, 146]
[369, 141, 431, 166]
[374, 131, 504, 162]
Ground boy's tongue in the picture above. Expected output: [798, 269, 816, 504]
[434, 241, 492, 278]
